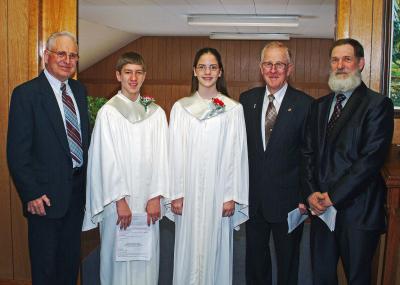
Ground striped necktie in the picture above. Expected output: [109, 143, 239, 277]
[61, 83, 83, 166]
[326, 93, 346, 137]
[265, 94, 277, 146]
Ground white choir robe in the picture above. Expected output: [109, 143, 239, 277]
[167, 93, 249, 285]
[82, 92, 169, 285]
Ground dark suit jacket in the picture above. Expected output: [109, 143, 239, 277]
[240, 85, 313, 222]
[301, 82, 394, 231]
[7, 71, 89, 218]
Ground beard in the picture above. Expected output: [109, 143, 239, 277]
[328, 69, 362, 93]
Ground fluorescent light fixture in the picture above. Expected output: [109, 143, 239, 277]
[209, 33, 290, 41]
[187, 14, 299, 27]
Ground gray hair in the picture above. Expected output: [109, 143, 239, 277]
[46, 31, 78, 50]
[260, 41, 292, 64]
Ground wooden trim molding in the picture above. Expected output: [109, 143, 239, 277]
[336, 0, 351, 39]
[381, 146, 400, 285]
[0, 280, 31, 285]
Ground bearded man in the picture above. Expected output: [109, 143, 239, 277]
[301, 38, 394, 285]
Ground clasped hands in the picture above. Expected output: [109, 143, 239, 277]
[307, 192, 333, 215]
[171, 198, 235, 217]
[116, 196, 161, 230]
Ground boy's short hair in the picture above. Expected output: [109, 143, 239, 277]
[116, 52, 146, 72]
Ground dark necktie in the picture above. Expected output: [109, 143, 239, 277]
[265, 94, 277, 146]
[61, 83, 83, 166]
[326, 93, 346, 136]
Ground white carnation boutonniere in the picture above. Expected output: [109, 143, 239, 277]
[139, 95, 155, 112]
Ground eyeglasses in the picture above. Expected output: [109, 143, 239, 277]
[47, 50, 79, 61]
[261, 61, 287, 71]
[196, 64, 220, 73]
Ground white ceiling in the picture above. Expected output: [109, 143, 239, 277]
[78, 0, 336, 71]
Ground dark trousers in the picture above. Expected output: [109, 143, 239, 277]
[246, 208, 303, 285]
[310, 216, 380, 285]
[28, 175, 85, 285]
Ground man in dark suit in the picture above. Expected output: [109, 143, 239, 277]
[301, 38, 393, 285]
[240, 42, 313, 285]
[7, 31, 89, 285]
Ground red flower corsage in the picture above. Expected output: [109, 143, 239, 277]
[211, 97, 225, 109]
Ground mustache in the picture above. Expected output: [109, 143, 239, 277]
[332, 69, 350, 76]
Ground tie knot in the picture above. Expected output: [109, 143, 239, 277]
[60, 83, 66, 92]
[268, 94, 275, 102]
[336, 93, 346, 103]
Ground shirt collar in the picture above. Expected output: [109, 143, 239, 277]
[334, 89, 354, 101]
[44, 68, 69, 91]
[265, 82, 288, 105]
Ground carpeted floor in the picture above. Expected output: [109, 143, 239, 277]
[82, 219, 312, 285]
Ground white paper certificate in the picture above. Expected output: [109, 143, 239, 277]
[318, 205, 337, 232]
[287, 208, 308, 233]
[115, 213, 152, 261]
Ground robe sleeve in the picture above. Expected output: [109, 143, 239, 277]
[222, 105, 249, 229]
[148, 109, 169, 215]
[164, 103, 187, 221]
[168, 103, 186, 200]
[82, 106, 131, 231]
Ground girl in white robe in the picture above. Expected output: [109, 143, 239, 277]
[168, 47, 249, 285]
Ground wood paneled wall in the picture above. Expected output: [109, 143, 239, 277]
[337, 0, 384, 92]
[79, 37, 333, 117]
[336, 0, 400, 146]
[0, 0, 77, 281]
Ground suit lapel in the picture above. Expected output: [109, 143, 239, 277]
[254, 87, 266, 155]
[265, 86, 296, 153]
[319, 93, 334, 149]
[327, 83, 365, 143]
[39, 72, 71, 155]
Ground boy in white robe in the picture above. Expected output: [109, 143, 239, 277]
[82, 52, 169, 285]
[167, 47, 249, 285]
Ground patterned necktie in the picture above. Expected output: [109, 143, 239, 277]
[265, 94, 277, 146]
[326, 93, 346, 137]
[61, 83, 83, 166]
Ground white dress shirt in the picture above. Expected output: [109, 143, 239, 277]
[44, 69, 82, 167]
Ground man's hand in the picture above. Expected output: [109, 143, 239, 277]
[171, 198, 183, 215]
[298, 203, 308, 215]
[320, 192, 333, 207]
[116, 198, 132, 230]
[307, 192, 328, 215]
[146, 196, 161, 226]
[222, 200, 235, 217]
[27, 195, 51, 216]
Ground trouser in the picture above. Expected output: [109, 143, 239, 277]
[246, 208, 303, 285]
[310, 216, 380, 285]
[28, 175, 84, 285]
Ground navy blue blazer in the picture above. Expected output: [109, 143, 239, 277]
[301, 82, 394, 231]
[7, 72, 89, 218]
[240, 85, 313, 222]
